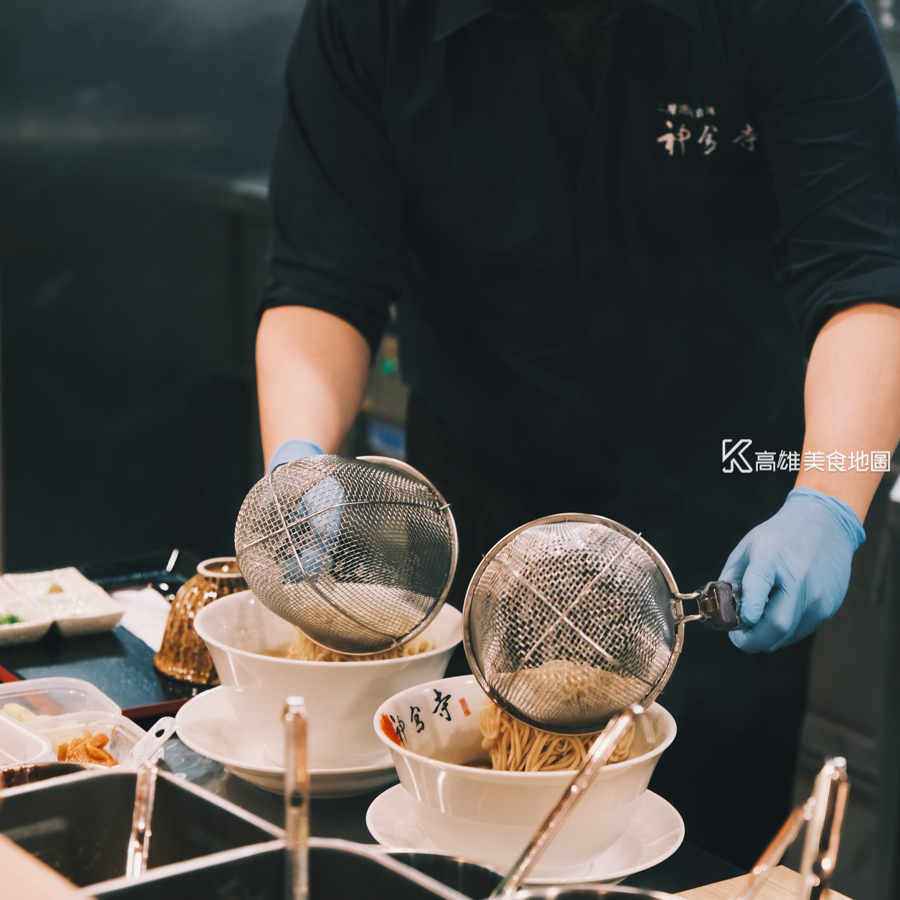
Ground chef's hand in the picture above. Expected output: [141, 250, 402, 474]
[266, 439, 342, 583]
[720, 487, 865, 653]
[266, 438, 325, 473]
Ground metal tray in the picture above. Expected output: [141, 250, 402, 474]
[0, 765, 476, 899]
[0, 768, 281, 888]
[89, 839, 474, 900]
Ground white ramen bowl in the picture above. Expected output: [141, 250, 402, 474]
[373, 675, 676, 876]
[195, 590, 462, 769]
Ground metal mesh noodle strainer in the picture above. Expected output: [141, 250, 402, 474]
[463, 513, 741, 735]
[235, 455, 458, 656]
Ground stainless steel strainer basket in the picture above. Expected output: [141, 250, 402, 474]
[235, 455, 458, 656]
[463, 513, 741, 735]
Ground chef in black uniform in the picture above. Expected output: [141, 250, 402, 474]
[254, 0, 900, 867]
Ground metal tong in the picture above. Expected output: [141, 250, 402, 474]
[124, 716, 177, 879]
[125, 761, 158, 879]
[284, 696, 310, 900]
[489, 705, 642, 898]
[731, 757, 850, 900]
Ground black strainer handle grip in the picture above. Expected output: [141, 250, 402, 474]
[696, 581, 743, 630]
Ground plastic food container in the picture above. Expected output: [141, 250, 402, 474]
[0, 678, 158, 770]
[0, 714, 54, 766]
[28, 712, 147, 767]
[0, 676, 121, 725]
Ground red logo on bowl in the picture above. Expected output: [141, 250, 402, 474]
[380, 714, 402, 745]
[459, 698, 471, 717]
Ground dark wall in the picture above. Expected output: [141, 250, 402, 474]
[2, 0, 900, 576]
[0, 0, 305, 570]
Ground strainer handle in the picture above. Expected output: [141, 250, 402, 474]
[678, 581, 743, 630]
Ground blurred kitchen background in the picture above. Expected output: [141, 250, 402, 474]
[0, 1, 899, 897]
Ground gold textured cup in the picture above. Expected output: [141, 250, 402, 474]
[153, 557, 247, 684]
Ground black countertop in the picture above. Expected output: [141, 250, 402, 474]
[0, 626, 207, 712]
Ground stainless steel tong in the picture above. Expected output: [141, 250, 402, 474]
[731, 757, 850, 900]
[489, 705, 643, 898]
[125, 761, 158, 879]
[284, 696, 310, 900]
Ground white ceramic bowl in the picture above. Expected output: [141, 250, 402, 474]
[373, 675, 676, 876]
[194, 590, 462, 769]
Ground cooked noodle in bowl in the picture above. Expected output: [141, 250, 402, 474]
[373, 675, 676, 877]
[286, 628, 433, 662]
[194, 590, 462, 769]
[479, 700, 635, 773]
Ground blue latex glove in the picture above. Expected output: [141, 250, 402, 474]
[278, 475, 344, 583]
[720, 487, 865, 653]
[266, 438, 325, 473]
[266, 439, 342, 583]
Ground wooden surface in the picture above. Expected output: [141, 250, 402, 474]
[0, 833, 89, 900]
[681, 865, 852, 900]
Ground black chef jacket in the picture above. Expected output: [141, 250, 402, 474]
[261, 1, 900, 867]
[261, 0, 900, 502]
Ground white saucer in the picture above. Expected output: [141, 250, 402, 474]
[366, 785, 684, 885]
[175, 687, 397, 798]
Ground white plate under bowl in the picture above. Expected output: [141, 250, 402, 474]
[366, 784, 684, 885]
[175, 686, 398, 798]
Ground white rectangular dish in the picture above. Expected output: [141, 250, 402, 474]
[0, 581, 54, 647]
[2, 567, 124, 637]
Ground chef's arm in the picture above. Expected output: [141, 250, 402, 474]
[257, 305, 371, 465]
[722, 301, 900, 653]
[795, 301, 900, 522]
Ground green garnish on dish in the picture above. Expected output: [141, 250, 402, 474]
[0, 613, 23, 625]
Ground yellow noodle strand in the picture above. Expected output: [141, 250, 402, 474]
[285, 629, 432, 662]
[479, 698, 635, 772]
